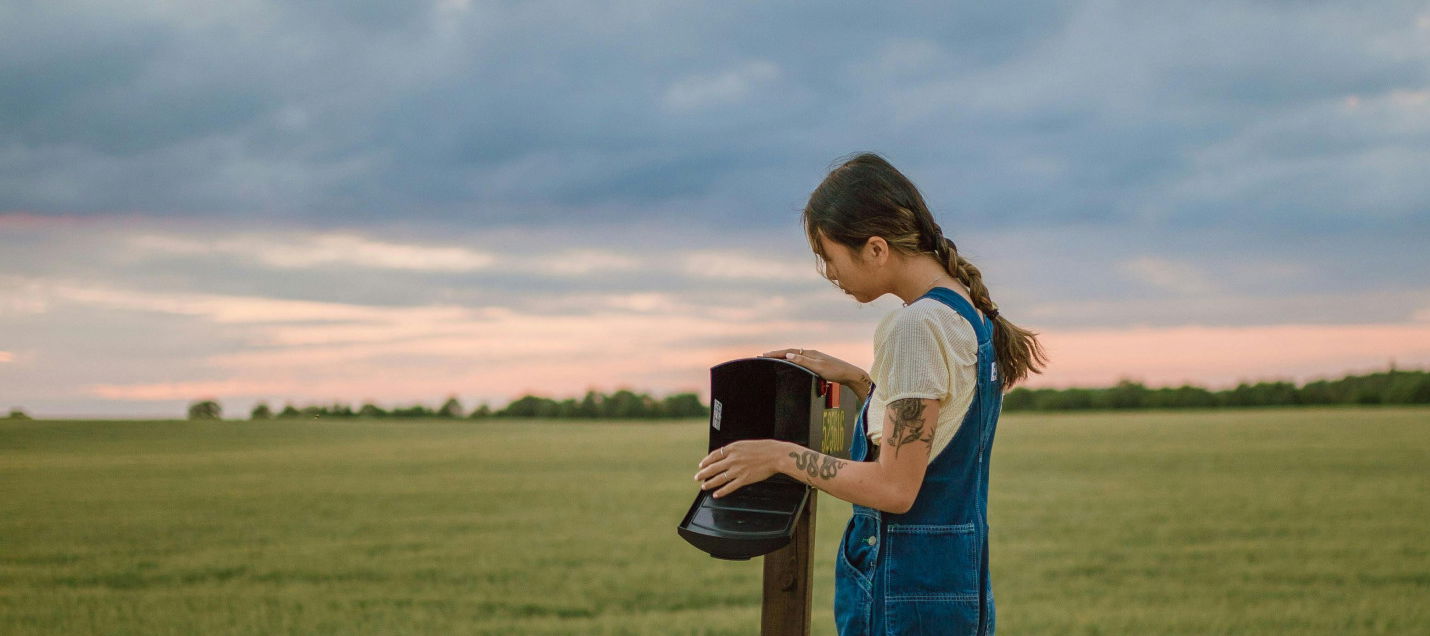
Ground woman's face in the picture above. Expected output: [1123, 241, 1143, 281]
[816, 229, 886, 302]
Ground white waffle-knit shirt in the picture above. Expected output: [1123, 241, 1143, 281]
[865, 294, 980, 463]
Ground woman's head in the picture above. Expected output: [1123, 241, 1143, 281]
[802, 151, 1048, 389]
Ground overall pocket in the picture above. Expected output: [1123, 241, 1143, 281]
[884, 522, 981, 634]
[833, 512, 878, 635]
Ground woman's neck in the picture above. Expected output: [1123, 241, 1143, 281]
[892, 258, 957, 306]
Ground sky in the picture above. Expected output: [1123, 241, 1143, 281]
[2, 1, 1428, 418]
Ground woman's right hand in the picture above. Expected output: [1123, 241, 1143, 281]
[759, 348, 870, 396]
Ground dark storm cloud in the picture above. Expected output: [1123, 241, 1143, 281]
[0, 1, 1425, 242]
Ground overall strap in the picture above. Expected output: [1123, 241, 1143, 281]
[849, 381, 874, 463]
[918, 285, 1000, 636]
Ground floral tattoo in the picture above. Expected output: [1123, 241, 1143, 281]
[887, 397, 933, 457]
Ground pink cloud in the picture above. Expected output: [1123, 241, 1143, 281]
[29, 272, 1430, 407]
[82, 318, 1430, 405]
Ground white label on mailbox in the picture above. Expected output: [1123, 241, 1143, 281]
[712, 399, 722, 431]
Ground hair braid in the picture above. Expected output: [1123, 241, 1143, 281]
[932, 235, 1045, 386]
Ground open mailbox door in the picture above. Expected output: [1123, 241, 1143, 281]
[677, 357, 861, 560]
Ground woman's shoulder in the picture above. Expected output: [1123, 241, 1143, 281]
[877, 297, 978, 363]
[887, 296, 974, 335]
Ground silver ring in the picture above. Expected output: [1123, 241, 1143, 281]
[798, 347, 805, 355]
[720, 446, 726, 458]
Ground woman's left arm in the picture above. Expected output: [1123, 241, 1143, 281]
[694, 397, 940, 514]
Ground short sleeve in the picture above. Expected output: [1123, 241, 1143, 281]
[873, 308, 951, 404]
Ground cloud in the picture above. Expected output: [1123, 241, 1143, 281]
[27, 276, 480, 326]
[3, 1, 1422, 234]
[71, 313, 1430, 407]
[3, 3, 1430, 416]
[681, 249, 812, 282]
[121, 226, 818, 284]
[0, 351, 12, 363]
[1116, 256, 1218, 296]
[850, 38, 946, 79]
[0, 277, 50, 317]
[43, 275, 860, 408]
[518, 248, 643, 277]
[3, 266, 863, 385]
[128, 231, 497, 272]
[663, 60, 781, 111]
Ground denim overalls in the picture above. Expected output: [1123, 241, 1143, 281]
[834, 286, 1002, 635]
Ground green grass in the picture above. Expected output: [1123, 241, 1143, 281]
[1, 407, 1426, 634]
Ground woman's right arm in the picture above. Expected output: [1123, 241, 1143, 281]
[698, 395, 940, 514]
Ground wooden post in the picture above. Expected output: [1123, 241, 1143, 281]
[761, 492, 816, 635]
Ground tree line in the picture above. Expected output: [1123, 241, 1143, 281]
[181, 389, 710, 421]
[9, 367, 1420, 422]
[1002, 368, 1430, 412]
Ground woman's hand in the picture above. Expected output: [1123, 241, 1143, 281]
[694, 439, 792, 498]
[760, 348, 872, 400]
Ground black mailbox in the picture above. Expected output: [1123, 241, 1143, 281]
[677, 357, 861, 560]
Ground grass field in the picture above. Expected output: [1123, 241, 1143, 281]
[1, 407, 1426, 635]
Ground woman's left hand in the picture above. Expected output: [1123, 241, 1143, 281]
[695, 439, 790, 498]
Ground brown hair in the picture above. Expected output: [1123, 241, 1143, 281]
[802, 151, 1048, 389]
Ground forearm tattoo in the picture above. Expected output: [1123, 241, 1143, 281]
[887, 397, 933, 457]
[789, 450, 847, 484]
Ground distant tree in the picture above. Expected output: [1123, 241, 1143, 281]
[1144, 385, 1218, 409]
[1351, 386, 1382, 405]
[1172, 385, 1218, 408]
[1298, 379, 1338, 404]
[604, 389, 645, 418]
[999, 367, 1430, 412]
[486, 389, 706, 420]
[1385, 372, 1430, 404]
[555, 398, 578, 418]
[390, 403, 434, 418]
[250, 402, 273, 420]
[578, 390, 602, 417]
[1003, 388, 1036, 411]
[6, 407, 31, 420]
[499, 395, 554, 417]
[438, 396, 464, 418]
[535, 399, 561, 417]
[468, 403, 492, 419]
[1042, 388, 1094, 410]
[660, 392, 706, 417]
[188, 399, 222, 421]
[329, 402, 356, 417]
[1101, 380, 1150, 409]
[278, 404, 301, 418]
[358, 403, 387, 418]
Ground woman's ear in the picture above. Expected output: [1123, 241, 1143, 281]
[863, 236, 889, 265]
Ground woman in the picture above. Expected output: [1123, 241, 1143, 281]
[693, 152, 1046, 635]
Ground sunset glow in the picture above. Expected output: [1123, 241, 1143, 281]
[2, 2, 1427, 417]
